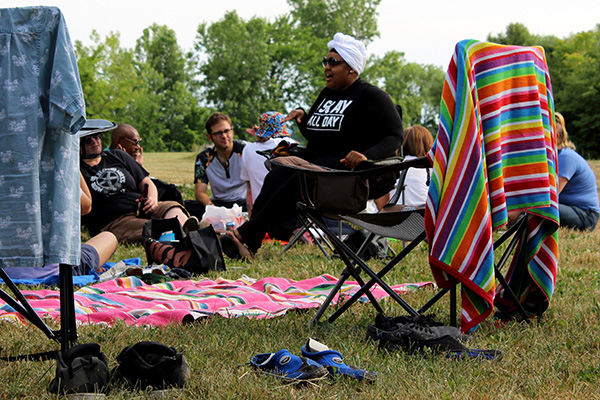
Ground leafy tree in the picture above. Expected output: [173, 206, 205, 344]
[76, 27, 209, 152]
[488, 22, 534, 46]
[286, 0, 381, 102]
[364, 51, 444, 132]
[195, 11, 289, 139]
[194, 0, 383, 136]
[551, 26, 600, 158]
[134, 24, 207, 151]
[75, 31, 139, 123]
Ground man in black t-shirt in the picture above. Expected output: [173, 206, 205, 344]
[80, 131, 195, 244]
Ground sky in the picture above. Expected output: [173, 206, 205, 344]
[1, 0, 598, 68]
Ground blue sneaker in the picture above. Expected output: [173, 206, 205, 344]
[301, 338, 377, 381]
[250, 349, 327, 381]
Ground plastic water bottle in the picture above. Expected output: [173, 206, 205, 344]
[158, 230, 175, 242]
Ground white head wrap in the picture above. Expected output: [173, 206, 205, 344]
[327, 32, 368, 74]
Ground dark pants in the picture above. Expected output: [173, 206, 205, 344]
[559, 203, 599, 231]
[237, 165, 302, 253]
[237, 155, 345, 253]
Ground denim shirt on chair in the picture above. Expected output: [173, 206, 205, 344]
[0, 6, 85, 267]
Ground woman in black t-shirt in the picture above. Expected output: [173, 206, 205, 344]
[232, 33, 403, 256]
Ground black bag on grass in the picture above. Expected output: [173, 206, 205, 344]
[143, 217, 226, 274]
[114, 341, 190, 390]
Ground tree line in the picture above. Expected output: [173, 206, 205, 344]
[76, 0, 600, 158]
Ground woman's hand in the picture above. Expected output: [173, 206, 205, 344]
[340, 150, 367, 169]
[282, 109, 305, 124]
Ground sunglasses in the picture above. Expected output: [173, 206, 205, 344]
[83, 133, 102, 143]
[210, 128, 233, 136]
[322, 56, 346, 68]
[118, 137, 143, 146]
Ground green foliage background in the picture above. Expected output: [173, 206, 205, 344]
[76, 1, 599, 157]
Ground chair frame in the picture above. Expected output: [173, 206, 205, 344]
[274, 156, 532, 327]
[0, 265, 77, 354]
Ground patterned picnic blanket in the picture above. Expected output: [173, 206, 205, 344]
[0, 274, 431, 327]
[425, 40, 559, 332]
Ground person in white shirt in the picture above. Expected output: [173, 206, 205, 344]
[389, 125, 434, 206]
[240, 111, 296, 216]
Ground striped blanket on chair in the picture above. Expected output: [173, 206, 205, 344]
[425, 40, 559, 332]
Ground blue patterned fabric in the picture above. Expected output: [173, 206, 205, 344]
[0, 7, 85, 267]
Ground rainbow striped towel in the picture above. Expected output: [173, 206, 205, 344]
[0, 274, 432, 327]
[425, 40, 559, 332]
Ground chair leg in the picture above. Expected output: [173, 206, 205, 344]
[280, 216, 332, 259]
[0, 265, 77, 355]
[311, 267, 353, 325]
[279, 225, 307, 255]
[59, 264, 78, 351]
[0, 269, 57, 340]
[493, 217, 531, 321]
[326, 233, 424, 323]
[449, 285, 457, 327]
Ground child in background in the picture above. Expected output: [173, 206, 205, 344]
[388, 125, 434, 206]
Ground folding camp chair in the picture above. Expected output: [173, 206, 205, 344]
[271, 156, 534, 327]
[0, 120, 115, 360]
[270, 156, 430, 324]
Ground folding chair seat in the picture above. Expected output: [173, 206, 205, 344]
[270, 156, 432, 325]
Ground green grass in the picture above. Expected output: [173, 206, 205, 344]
[1, 156, 599, 399]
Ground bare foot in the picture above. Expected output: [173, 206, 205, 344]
[226, 231, 253, 259]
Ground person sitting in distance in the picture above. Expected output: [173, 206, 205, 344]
[194, 112, 248, 210]
[80, 130, 199, 244]
[555, 112, 599, 231]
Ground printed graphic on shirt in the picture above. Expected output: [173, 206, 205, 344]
[89, 168, 126, 195]
[306, 99, 353, 131]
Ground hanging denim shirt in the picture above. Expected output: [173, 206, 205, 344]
[0, 6, 85, 267]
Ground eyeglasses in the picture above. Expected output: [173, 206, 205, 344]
[210, 128, 233, 137]
[322, 56, 346, 68]
[120, 137, 143, 146]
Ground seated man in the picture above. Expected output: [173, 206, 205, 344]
[81, 130, 198, 244]
[194, 112, 247, 210]
[109, 123, 185, 205]
[109, 123, 144, 165]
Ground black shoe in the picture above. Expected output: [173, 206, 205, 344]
[113, 341, 190, 391]
[48, 343, 110, 395]
[374, 313, 472, 342]
[384, 323, 466, 353]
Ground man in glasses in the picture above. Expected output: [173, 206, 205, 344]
[110, 123, 144, 165]
[193, 112, 247, 210]
[80, 127, 198, 244]
[109, 123, 186, 206]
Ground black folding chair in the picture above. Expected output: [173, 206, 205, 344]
[271, 156, 532, 327]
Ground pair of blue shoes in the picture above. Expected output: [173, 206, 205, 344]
[250, 338, 376, 382]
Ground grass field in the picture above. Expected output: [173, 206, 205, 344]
[0, 154, 599, 399]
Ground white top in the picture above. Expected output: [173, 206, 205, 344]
[389, 155, 430, 206]
[240, 138, 293, 203]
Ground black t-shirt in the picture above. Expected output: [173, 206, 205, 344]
[80, 150, 149, 234]
[298, 78, 403, 165]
